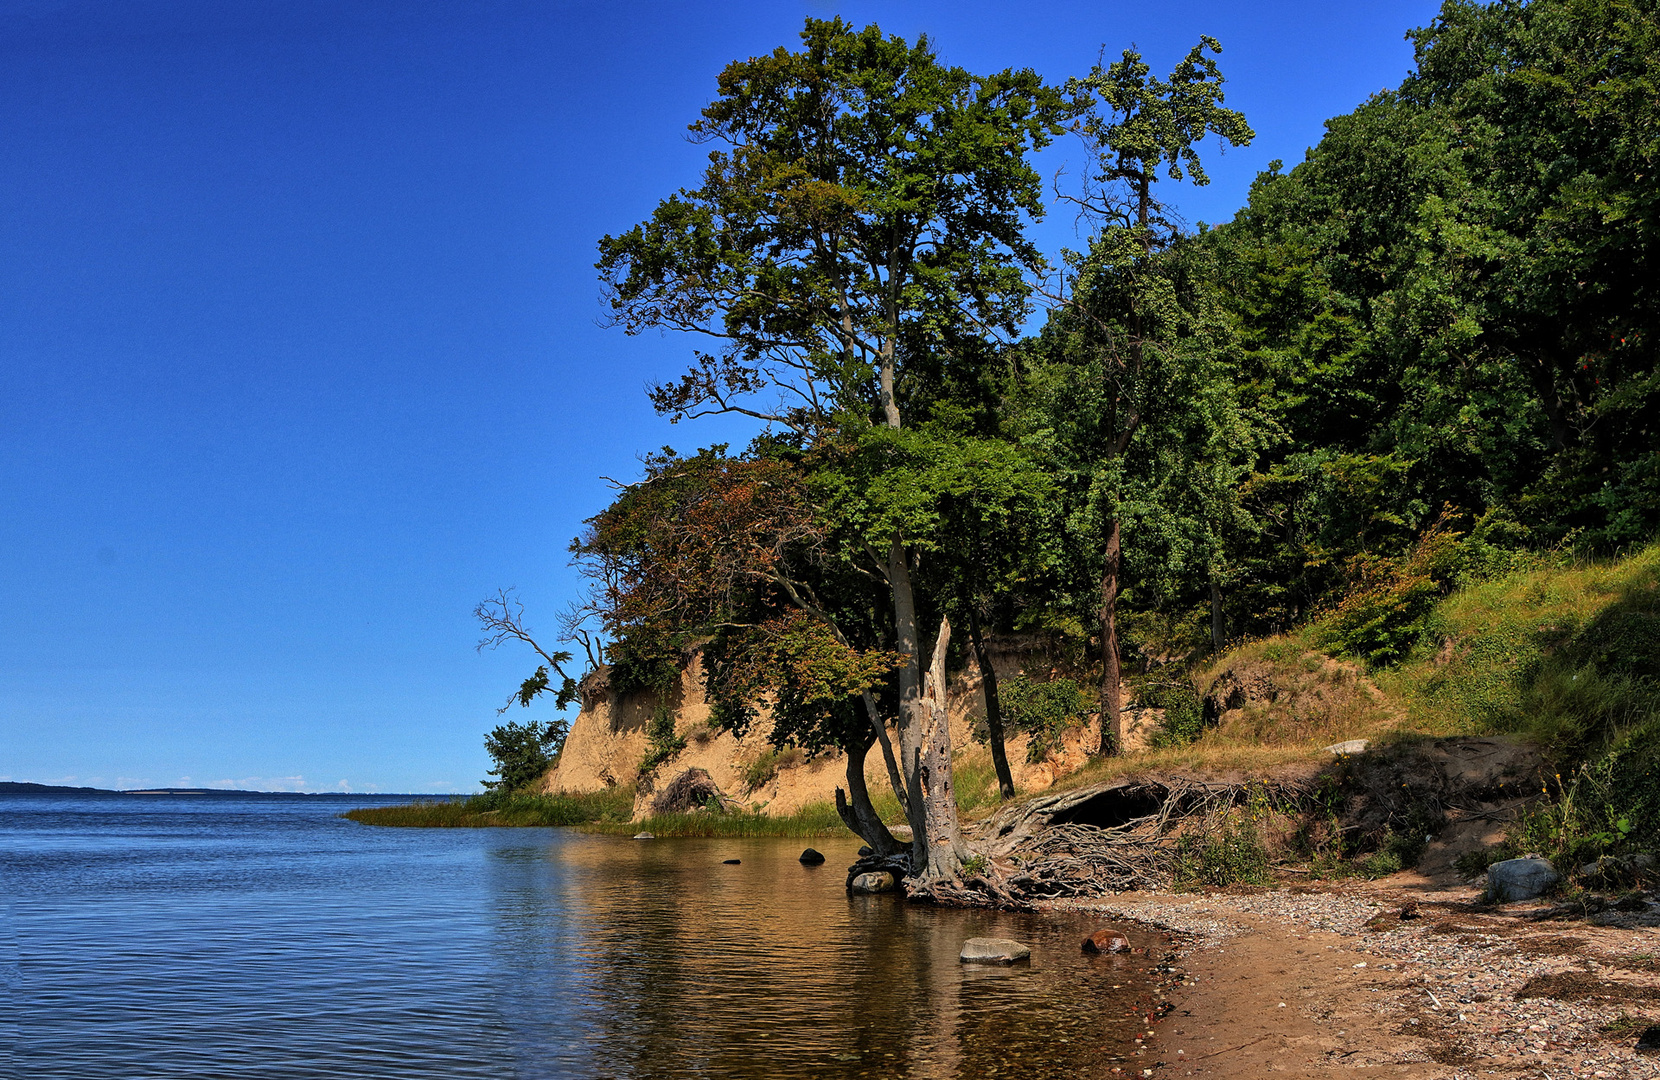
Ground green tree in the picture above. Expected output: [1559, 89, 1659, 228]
[1018, 39, 1252, 751]
[482, 718, 567, 792]
[596, 18, 1070, 883]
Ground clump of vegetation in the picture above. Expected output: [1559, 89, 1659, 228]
[639, 704, 688, 776]
[482, 718, 567, 792]
[740, 745, 805, 792]
[1000, 675, 1092, 762]
[1171, 816, 1271, 890]
[1139, 677, 1207, 748]
[344, 787, 633, 828]
[588, 800, 849, 838]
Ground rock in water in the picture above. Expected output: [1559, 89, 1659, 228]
[857, 845, 873, 857]
[632, 832, 655, 840]
[1485, 857, 1559, 902]
[799, 848, 826, 865]
[722, 858, 741, 865]
[849, 871, 897, 894]
[1082, 928, 1129, 954]
[959, 938, 1031, 964]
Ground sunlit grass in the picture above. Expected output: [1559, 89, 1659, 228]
[342, 788, 634, 828]
[585, 800, 851, 837]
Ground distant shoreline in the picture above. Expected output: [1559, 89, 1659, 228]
[0, 781, 458, 799]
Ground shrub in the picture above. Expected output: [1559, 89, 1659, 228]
[1171, 816, 1271, 890]
[1140, 677, 1206, 748]
[639, 704, 687, 775]
[740, 746, 804, 792]
[483, 719, 568, 792]
[1000, 675, 1092, 762]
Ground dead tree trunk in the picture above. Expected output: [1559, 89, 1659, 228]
[912, 616, 967, 885]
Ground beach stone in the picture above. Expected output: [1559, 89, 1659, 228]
[799, 847, 826, 865]
[959, 938, 1030, 964]
[1082, 928, 1130, 954]
[850, 871, 897, 894]
[632, 832, 655, 840]
[1323, 739, 1370, 755]
[1486, 857, 1559, 902]
[1638, 1024, 1660, 1053]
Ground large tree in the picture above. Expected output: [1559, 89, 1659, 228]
[596, 18, 1069, 883]
[1018, 39, 1252, 752]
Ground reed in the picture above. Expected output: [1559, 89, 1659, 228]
[585, 800, 850, 838]
[342, 788, 634, 828]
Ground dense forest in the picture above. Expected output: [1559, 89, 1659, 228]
[490, 0, 1659, 882]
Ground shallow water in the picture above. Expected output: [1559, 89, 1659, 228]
[2, 794, 1163, 1078]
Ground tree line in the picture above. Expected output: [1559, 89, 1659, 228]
[483, 0, 1660, 886]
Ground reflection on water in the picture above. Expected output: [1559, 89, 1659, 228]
[4, 795, 1160, 1078]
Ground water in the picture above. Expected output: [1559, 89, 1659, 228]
[2, 794, 1165, 1079]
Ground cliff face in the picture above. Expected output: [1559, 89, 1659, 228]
[537, 648, 1102, 818]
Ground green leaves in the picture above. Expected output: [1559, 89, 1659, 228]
[597, 17, 1071, 436]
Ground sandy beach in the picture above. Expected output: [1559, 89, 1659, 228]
[1056, 881, 1660, 1080]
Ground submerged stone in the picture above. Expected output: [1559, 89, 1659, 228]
[959, 938, 1030, 964]
[799, 848, 826, 865]
[632, 832, 655, 840]
[1082, 928, 1129, 954]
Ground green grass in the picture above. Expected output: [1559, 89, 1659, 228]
[342, 787, 635, 828]
[1380, 542, 1660, 755]
[585, 800, 851, 837]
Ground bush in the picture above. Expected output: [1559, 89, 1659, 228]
[639, 704, 687, 775]
[1140, 677, 1206, 748]
[1171, 816, 1271, 890]
[483, 719, 568, 792]
[1000, 675, 1092, 762]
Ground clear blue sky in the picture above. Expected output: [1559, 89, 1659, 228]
[0, 0, 1441, 793]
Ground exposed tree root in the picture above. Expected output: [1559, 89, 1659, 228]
[909, 775, 1314, 909]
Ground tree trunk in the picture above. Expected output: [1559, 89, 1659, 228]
[835, 730, 906, 856]
[1209, 576, 1225, 653]
[966, 609, 1015, 800]
[862, 690, 910, 821]
[1098, 517, 1123, 756]
[888, 540, 964, 884]
[914, 616, 967, 884]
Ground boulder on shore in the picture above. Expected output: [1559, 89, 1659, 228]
[850, 871, 897, 894]
[1082, 928, 1129, 954]
[1485, 857, 1559, 902]
[799, 848, 826, 865]
[959, 938, 1031, 964]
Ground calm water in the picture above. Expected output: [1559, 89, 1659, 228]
[2, 794, 1164, 1079]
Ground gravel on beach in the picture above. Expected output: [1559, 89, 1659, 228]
[1051, 885, 1660, 1079]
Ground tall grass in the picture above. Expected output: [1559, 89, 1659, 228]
[586, 800, 850, 837]
[342, 788, 634, 828]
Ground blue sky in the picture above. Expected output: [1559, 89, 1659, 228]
[0, 0, 1441, 793]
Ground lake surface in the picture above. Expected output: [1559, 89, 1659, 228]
[2, 794, 1165, 1078]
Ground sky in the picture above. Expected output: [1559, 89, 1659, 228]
[0, 0, 1444, 793]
